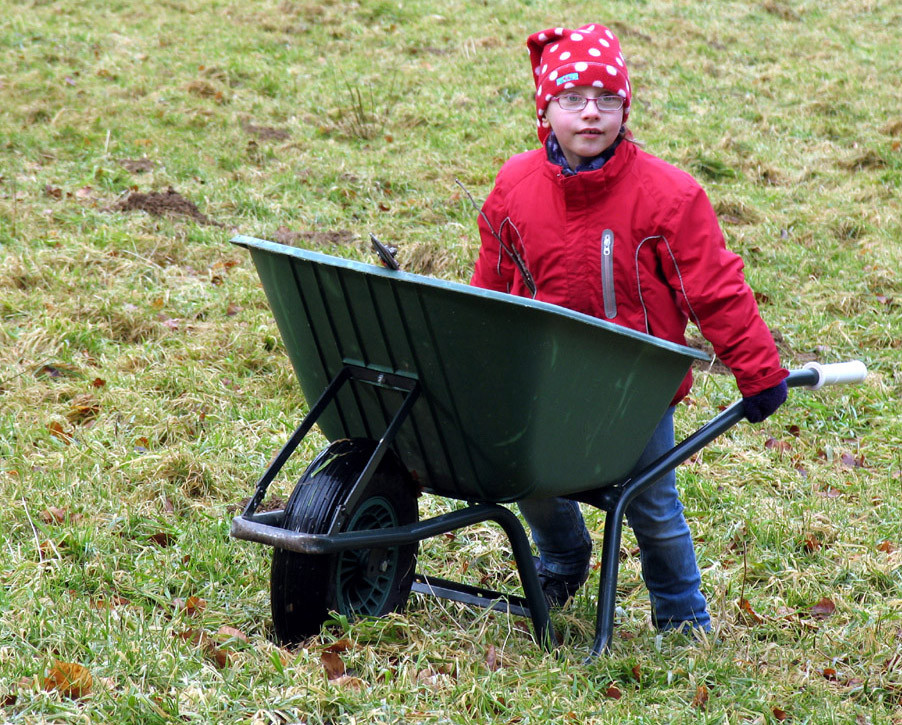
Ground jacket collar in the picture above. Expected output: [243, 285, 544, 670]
[545, 131, 623, 176]
[543, 135, 636, 186]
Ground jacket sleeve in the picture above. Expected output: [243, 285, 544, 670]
[470, 181, 516, 292]
[659, 186, 788, 397]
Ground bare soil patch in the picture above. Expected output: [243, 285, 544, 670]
[112, 187, 222, 226]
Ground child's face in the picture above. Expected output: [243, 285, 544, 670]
[543, 86, 624, 168]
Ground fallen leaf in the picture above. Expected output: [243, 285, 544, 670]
[818, 486, 842, 499]
[840, 452, 865, 469]
[41, 507, 68, 524]
[48, 421, 72, 443]
[44, 661, 92, 699]
[822, 667, 838, 681]
[738, 597, 764, 625]
[330, 675, 364, 690]
[66, 394, 100, 424]
[37, 364, 64, 378]
[691, 684, 709, 709]
[91, 377, 106, 388]
[216, 626, 248, 644]
[225, 303, 242, 316]
[604, 683, 622, 700]
[322, 638, 352, 654]
[877, 540, 896, 553]
[803, 533, 822, 553]
[631, 664, 642, 682]
[810, 597, 836, 619]
[321, 651, 345, 680]
[485, 644, 501, 671]
[765, 437, 791, 454]
[207, 645, 230, 669]
[147, 532, 175, 547]
[184, 596, 206, 616]
[772, 706, 789, 721]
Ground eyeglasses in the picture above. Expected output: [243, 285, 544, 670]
[551, 93, 625, 113]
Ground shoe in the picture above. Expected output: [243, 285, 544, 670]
[534, 557, 590, 607]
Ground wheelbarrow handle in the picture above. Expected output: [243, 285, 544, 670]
[795, 360, 868, 390]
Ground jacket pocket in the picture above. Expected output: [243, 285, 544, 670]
[601, 229, 617, 319]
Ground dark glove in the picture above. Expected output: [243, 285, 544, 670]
[742, 380, 788, 423]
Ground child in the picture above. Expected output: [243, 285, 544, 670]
[470, 24, 789, 632]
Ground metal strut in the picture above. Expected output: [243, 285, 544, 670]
[583, 368, 822, 658]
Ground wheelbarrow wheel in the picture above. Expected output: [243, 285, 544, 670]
[270, 438, 418, 645]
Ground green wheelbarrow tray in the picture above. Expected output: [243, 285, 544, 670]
[235, 235, 708, 501]
[228, 235, 867, 657]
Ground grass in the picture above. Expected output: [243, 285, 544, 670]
[1, 0, 900, 721]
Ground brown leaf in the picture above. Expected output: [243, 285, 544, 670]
[175, 628, 203, 644]
[321, 651, 346, 680]
[631, 664, 642, 682]
[840, 452, 864, 469]
[38, 364, 65, 378]
[66, 394, 100, 424]
[330, 675, 364, 690]
[803, 533, 822, 553]
[48, 421, 72, 444]
[44, 661, 92, 699]
[91, 377, 106, 388]
[41, 507, 68, 524]
[810, 597, 836, 619]
[877, 540, 896, 553]
[207, 645, 230, 669]
[604, 682, 622, 700]
[184, 596, 206, 616]
[738, 597, 764, 625]
[691, 684, 709, 709]
[822, 667, 838, 681]
[818, 486, 842, 499]
[216, 626, 249, 644]
[485, 644, 501, 671]
[225, 302, 242, 316]
[765, 437, 791, 454]
[176, 596, 207, 616]
[322, 638, 352, 654]
[772, 706, 789, 721]
[147, 532, 175, 547]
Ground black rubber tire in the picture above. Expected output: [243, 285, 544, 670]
[270, 438, 418, 645]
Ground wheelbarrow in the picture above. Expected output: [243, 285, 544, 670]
[228, 235, 868, 657]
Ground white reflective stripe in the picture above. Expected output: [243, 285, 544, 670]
[601, 229, 617, 319]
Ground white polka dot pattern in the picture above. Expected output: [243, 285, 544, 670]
[526, 23, 632, 143]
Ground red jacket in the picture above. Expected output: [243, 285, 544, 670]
[470, 140, 787, 403]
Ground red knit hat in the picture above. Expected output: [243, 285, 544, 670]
[527, 24, 631, 144]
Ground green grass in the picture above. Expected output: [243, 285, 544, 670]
[1, 0, 900, 722]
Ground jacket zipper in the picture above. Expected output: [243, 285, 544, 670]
[601, 229, 617, 319]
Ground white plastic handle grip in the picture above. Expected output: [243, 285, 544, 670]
[802, 360, 868, 390]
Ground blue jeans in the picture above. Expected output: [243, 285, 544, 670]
[517, 407, 710, 631]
